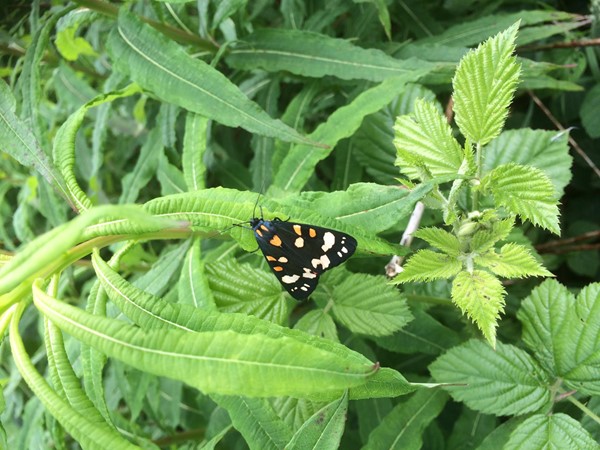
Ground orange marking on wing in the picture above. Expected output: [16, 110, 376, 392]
[255, 229, 263, 237]
[270, 235, 282, 246]
[309, 228, 316, 238]
[266, 255, 276, 261]
[273, 266, 284, 272]
[260, 224, 269, 232]
[293, 224, 302, 235]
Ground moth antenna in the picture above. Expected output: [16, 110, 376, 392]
[252, 191, 262, 219]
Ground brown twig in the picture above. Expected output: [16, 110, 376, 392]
[536, 230, 600, 251]
[528, 90, 600, 180]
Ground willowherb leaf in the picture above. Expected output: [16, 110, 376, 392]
[518, 280, 600, 395]
[211, 395, 292, 450]
[453, 23, 521, 145]
[429, 340, 552, 416]
[362, 389, 448, 450]
[33, 284, 377, 398]
[331, 273, 413, 337]
[504, 413, 600, 450]
[474, 243, 552, 278]
[480, 163, 560, 235]
[107, 10, 317, 147]
[394, 98, 463, 180]
[415, 227, 461, 256]
[393, 250, 462, 283]
[451, 270, 505, 346]
[294, 310, 339, 342]
[286, 391, 348, 450]
[227, 28, 433, 82]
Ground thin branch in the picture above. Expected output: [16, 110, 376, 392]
[528, 90, 600, 180]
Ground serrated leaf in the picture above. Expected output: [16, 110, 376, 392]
[453, 23, 521, 145]
[474, 243, 552, 278]
[429, 340, 551, 416]
[375, 307, 462, 355]
[108, 11, 316, 146]
[331, 273, 412, 337]
[482, 129, 572, 197]
[394, 98, 463, 180]
[518, 280, 600, 395]
[469, 218, 514, 253]
[206, 259, 292, 325]
[505, 413, 600, 450]
[451, 270, 505, 346]
[227, 28, 433, 82]
[294, 310, 339, 342]
[362, 389, 448, 450]
[480, 163, 560, 235]
[286, 391, 348, 450]
[33, 284, 377, 398]
[415, 227, 461, 256]
[393, 250, 462, 283]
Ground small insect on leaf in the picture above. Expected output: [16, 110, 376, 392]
[250, 215, 357, 300]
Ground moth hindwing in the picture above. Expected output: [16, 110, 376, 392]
[250, 217, 357, 300]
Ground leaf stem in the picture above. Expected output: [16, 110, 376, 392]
[565, 395, 600, 427]
[472, 142, 482, 210]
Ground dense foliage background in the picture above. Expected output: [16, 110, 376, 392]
[0, 0, 599, 449]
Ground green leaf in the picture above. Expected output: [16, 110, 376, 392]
[580, 83, 600, 139]
[292, 182, 433, 234]
[394, 98, 463, 180]
[182, 113, 209, 191]
[33, 284, 377, 398]
[482, 129, 572, 197]
[480, 163, 560, 235]
[331, 273, 412, 337]
[517, 280, 600, 395]
[286, 391, 348, 450]
[0, 79, 69, 204]
[55, 26, 97, 61]
[375, 307, 462, 355]
[453, 23, 521, 145]
[178, 239, 216, 310]
[206, 259, 292, 325]
[446, 407, 498, 450]
[212, 395, 293, 450]
[415, 227, 461, 257]
[504, 413, 600, 450]
[119, 127, 163, 204]
[393, 250, 462, 283]
[227, 28, 433, 82]
[53, 84, 140, 211]
[474, 243, 552, 278]
[9, 303, 139, 450]
[362, 389, 448, 450]
[451, 270, 505, 346]
[294, 310, 339, 342]
[418, 11, 575, 47]
[271, 72, 429, 194]
[429, 340, 552, 416]
[107, 10, 317, 146]
[469, 218, 514, 253]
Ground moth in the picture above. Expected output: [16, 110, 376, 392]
[250, 215, 357, 299]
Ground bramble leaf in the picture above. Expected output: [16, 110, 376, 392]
[393, 250, 462, 283]
[474, 243, 552, 278]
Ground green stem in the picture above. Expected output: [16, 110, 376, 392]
[565, 395, 600, 427]
[472, 142, 482, 210]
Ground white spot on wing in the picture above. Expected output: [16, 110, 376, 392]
[295, 237, 304, 248]
[281, 274, 300, 284]
[321, 232, 335, 252]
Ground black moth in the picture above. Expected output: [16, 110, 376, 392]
[250, 215, 357, 300]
